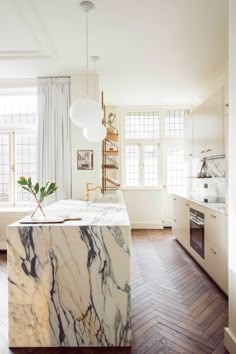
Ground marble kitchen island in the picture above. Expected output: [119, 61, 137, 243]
[7, 192, 131, 348]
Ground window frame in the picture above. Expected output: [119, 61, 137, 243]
[0, 127, 37, 206]
[120, 107, 190, 191]
[121, 108, 162, 189]
[0, 90, 37, 206]
[124, 141, 160, 188]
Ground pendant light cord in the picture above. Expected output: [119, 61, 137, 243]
[86, 9, 89, 96]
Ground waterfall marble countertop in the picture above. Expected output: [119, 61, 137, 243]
[10, 191, 131, 227]
[7, 191, 132, 348]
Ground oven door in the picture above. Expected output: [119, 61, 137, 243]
[190, 218, 205, 259]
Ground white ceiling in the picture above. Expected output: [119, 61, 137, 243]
[0, 0, 228, 105]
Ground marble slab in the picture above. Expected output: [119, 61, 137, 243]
[8, 195, 131, 347]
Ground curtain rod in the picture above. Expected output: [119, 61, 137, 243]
[37, 76, 71, 79]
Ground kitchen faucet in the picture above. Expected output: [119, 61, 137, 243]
[85, 183, 102, 202]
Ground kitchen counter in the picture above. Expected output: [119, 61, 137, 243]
[7, 191, 131, 347]
[172, 193, 226, 214]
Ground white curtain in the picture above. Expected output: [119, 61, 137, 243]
[37, 77, 71, 202]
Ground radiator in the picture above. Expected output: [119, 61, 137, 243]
[0, 210, 29, 250]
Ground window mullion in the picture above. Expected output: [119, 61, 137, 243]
[8, 131, 15, 206]
[139, 143, 143, 187]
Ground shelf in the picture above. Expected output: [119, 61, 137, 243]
[104, 150, 118, 156]
[105, 177, 120, 188]
[103, 164, 118, 169]
[188, 176, 225, 179]
[102, 92, 119, 193]
[106, 133, 118, 142]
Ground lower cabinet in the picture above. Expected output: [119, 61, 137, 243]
[205, 240, 227, 292]
[176, 197, 190, 249]
[205, 208, 227, 293]
[172, 195, 190, 250]
[171, 194, 228, 294]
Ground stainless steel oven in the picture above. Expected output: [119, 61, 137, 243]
[189, 208, 205, 259]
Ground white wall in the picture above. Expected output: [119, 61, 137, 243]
[224, 1, 236, 352]
[71, 74, 102, 199]
[122, 189, 165, 229]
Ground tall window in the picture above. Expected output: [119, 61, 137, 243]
[124, 112, 159, 188]
[165, 110, 188, 137]
[125, 112, 160, 139]
[123, 108, 188, 192]
[0, 94, 37, 205]
[167, 147, 187, 194]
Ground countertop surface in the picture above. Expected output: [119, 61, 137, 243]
[172, 193, 227, 214]
[9, 191, 131, 227]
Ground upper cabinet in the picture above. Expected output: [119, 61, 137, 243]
[192, 103, 206, 159]
[185, 86, 225, 160]
[205, 87, 224, 157]
[184, 114, 193, 159]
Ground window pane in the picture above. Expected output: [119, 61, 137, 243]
[125, 112, 160, 139]
[0, 134, 9, 202]
[165, 110, 189, 137]
[167, 147, 187, 194]
[0, 94, 37, 205]
[126, 145, 139, 187]
[144, 145, 158, 187]
[0, 95, 37, 127]
[15, 134, 37, 203]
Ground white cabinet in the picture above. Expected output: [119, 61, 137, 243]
[192, 103, 206, 159]
[184, 114, 193, 160]
[205, 87, 224, 157]
[171, 194, 228, 293]
[205, 240, 226, 292]
[177, 198, 190, 249]
[172, 195, 190, 250]
[205, 209, 226, 251]
[205, 209, 227, 292]
[171, 195, 178, 237]
[185, 86, 225, 159]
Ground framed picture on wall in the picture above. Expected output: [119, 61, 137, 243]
[77, 150, 94, 170]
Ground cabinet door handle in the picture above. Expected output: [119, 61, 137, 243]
[189, 153, 192, 156]
[210, 214, 216, 219]
[174, 198, 176, 201]
[173, 218, 176, 222]
[207, 149, 211, 152]
[201, 150, 205, 154]
[211, 248, 216, 255]
[185, 203, 189, 207]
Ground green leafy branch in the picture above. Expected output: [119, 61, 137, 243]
[17, 176, 58, 218]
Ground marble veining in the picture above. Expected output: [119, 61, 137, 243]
[8, 194, 131, 347]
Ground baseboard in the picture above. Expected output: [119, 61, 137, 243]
[131, 222, 164, 229]
[224, 327, 236, 353]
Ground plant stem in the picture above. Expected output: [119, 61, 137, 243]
[28, 186, 46, 218]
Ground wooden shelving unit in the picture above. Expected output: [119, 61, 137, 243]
[101, 92, 120, 193]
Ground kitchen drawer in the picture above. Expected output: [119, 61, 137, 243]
[205, 209, 226, 251]
[205, 240, 227, 293]
[189, 201, 206, 214]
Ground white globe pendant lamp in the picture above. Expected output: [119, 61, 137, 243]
[83, 124, 107, 142]
[69, 1, 104, 131]
[70, 97, 103, 128]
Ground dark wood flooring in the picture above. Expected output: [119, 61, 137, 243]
[0, 229, 228, 354]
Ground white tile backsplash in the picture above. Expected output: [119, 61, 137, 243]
[190, 158, 226, 202]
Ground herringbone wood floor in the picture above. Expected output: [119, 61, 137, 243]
[0, 229, 228, 354]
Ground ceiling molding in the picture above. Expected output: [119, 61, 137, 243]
[0, 0, 57, 60]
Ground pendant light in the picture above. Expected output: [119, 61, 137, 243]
[83, 55, 107, 142]
[69, 1, 103, 129]
[83, 124, 107, 142]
